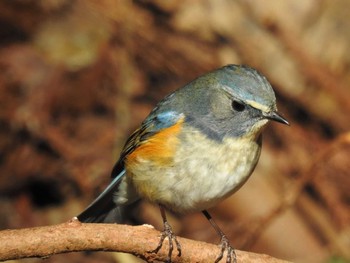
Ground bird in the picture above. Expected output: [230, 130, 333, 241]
[77, 64, 289, 263]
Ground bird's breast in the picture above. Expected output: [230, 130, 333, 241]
[125, 124, 262, 214]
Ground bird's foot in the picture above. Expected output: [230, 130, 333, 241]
[215, 234, 237, 263]
[149, 221, 181, 262]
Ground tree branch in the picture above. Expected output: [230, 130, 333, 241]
[0, 218, 290, 262]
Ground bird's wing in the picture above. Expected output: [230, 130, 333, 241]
[77, 170, 126, 223]
[111, 110, 185, 178]
[77, 110, 184, 223]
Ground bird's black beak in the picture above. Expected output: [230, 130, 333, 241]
[264, 111, 289, 125]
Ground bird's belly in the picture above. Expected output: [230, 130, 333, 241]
[127, 132, 261, 214]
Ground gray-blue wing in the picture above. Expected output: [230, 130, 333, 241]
[77, 110, 184, 223]
[111, 111, 184, 178]
[77, 170, 126, 223]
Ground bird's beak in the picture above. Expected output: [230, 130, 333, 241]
[264, 111, 289, 125]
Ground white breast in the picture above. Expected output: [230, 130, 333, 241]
[156, 126, 262, 213]
[126, 123, 264, 214]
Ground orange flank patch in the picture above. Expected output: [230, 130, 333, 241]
[125, 117, 184, 169]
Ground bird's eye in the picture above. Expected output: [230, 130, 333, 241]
[232, 100, 245, 112]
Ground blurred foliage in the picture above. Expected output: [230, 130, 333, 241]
[0, 1, 349, 263]
[326, 256, 350, 263]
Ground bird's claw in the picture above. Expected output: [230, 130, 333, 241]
[215, 234, 237, 263]
[149, 221, 181, 262]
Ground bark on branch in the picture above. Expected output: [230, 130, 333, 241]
[0, 218, 290, 262]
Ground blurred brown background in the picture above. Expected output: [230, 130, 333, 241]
[0, 1, 349, 263]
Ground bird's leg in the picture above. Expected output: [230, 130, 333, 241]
[149, 205, 181, 262]
[202, 210, 237, 263]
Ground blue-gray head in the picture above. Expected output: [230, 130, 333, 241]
[166, 64, 289, 140]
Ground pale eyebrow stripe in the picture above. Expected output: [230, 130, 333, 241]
[245, 99, 270, 112]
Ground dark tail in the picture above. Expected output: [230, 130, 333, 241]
[77, 170, 126, 223]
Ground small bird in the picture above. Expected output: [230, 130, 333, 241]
[77, 64, 289, 263]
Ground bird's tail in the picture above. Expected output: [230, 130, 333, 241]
[77, 170, 126, 223]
